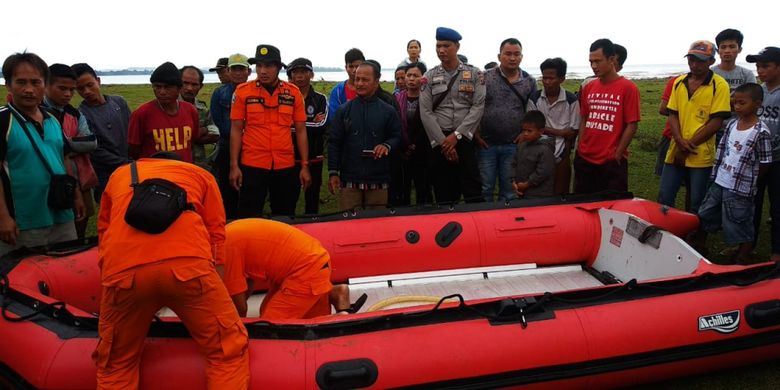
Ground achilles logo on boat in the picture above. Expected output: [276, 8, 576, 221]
[698, 310, 740, 334]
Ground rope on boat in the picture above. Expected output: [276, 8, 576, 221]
[367, 295, 461, 312]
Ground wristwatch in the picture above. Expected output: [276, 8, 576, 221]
[453, 131, 463, 140]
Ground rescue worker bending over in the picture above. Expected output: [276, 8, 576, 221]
[222, 218, 351, 320]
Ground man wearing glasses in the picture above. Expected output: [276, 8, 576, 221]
[229, 45, 311, 217]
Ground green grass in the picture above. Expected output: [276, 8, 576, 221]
[2, 80, 778, 387]
[0, 78, 774, 260]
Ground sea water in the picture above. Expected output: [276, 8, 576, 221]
[0, 63, 751, 85]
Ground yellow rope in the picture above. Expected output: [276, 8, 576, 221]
[367, 295, 459, 312]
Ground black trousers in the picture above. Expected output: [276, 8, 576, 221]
[294, 161, 323, 215]
[573, 154, 628, 194]
[429, 138, 483, 204]
[238, 165, 299, 217]
[389, 147, 433, 206]
[214, 142, 239, 219]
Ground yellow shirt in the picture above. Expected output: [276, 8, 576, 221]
[665, 72, 731, 168]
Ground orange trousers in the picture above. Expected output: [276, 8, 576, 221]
[259, 286, 330, 320]
[94, 258, 249, 389]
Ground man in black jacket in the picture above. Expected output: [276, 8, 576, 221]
[287, 57, 328, 214]
[328, 60, 401, 211]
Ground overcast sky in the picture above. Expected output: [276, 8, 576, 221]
[3, 0, 772, 72]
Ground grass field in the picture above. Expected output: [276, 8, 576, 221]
[1, 78, 778, 388]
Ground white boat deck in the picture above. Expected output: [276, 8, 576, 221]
[158, 263, 602, 318]
[349, 264, 602, 312]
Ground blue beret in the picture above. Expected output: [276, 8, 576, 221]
[436, 27, 462, 42]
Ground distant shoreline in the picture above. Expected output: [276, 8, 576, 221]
[96, 67, 345, 76]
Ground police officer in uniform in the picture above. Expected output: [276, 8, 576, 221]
[420, 27, 486, 204]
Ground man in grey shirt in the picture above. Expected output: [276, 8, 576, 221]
[711, 28, 757, 144]
[476, 38, 536, 202]
[712, 29, 757, 92]
[72, 63, 131, 203]
[420, 27, 485, 204]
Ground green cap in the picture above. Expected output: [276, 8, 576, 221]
[228, 53, 250, 68]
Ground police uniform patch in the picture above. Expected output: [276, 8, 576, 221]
[307, 105, 314, 115]
[279, 94, 295, 106]
[432, 75, 445, 83]
[478, 71, 485, 85]
[462, 71, 472, 80]
[231, 93, 237, 104]
[458, 84, 475, 93]
[246, 97, 263, 104]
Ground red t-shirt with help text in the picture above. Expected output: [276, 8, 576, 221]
[577, 76, 641, 164]
[128, 100, 199, 162]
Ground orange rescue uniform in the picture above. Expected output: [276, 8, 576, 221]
[229, 80, 306, 169]
[223, 218, 333, 320]
[96, 159, 248, 389]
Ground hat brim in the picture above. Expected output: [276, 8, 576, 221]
[287, 65, 313, 72]
[685, 53, 713, 61]
[208, 67, 225, 72]
[745, 54, 778, 63]
[248, 58, 287, 68]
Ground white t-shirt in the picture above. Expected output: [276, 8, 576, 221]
[716, 121, 758, 189]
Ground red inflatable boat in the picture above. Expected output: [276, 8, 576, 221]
[1, 193, 779, 389]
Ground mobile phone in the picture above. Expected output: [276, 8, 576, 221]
[361, 149, 374, 157]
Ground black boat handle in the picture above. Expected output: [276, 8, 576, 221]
[326, 367, 368, 380]
[316, 358, 378, 390]
[746, 300, 780, 329]
[752, 307, 780, 322]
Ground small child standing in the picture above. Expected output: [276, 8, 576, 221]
[694, 83, 772, 263]
[512, 111, 555, 199]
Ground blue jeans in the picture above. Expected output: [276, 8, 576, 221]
[478, 143, 516, 202]
[699, 184, 754, 245]
[659, 164, 711, 213]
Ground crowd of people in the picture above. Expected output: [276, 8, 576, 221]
[2, 25, 780, 388]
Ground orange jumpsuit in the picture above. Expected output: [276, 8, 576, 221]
[95, 159, 248, 389]
[223, 218, 333, 320]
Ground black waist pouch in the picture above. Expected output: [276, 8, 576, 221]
[48, 174, 78, 210]
[124, 162, 193, 234]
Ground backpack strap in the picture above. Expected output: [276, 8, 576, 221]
[565, 91, 578, 105]
[0, 107, 10, 140]
[130, 161, 139, 187]
[499, 70, 528, 110]
[431, 69, 461, 112]
[8, 108, 56, 177]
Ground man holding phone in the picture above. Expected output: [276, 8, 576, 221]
[328, 60, 401, 211]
